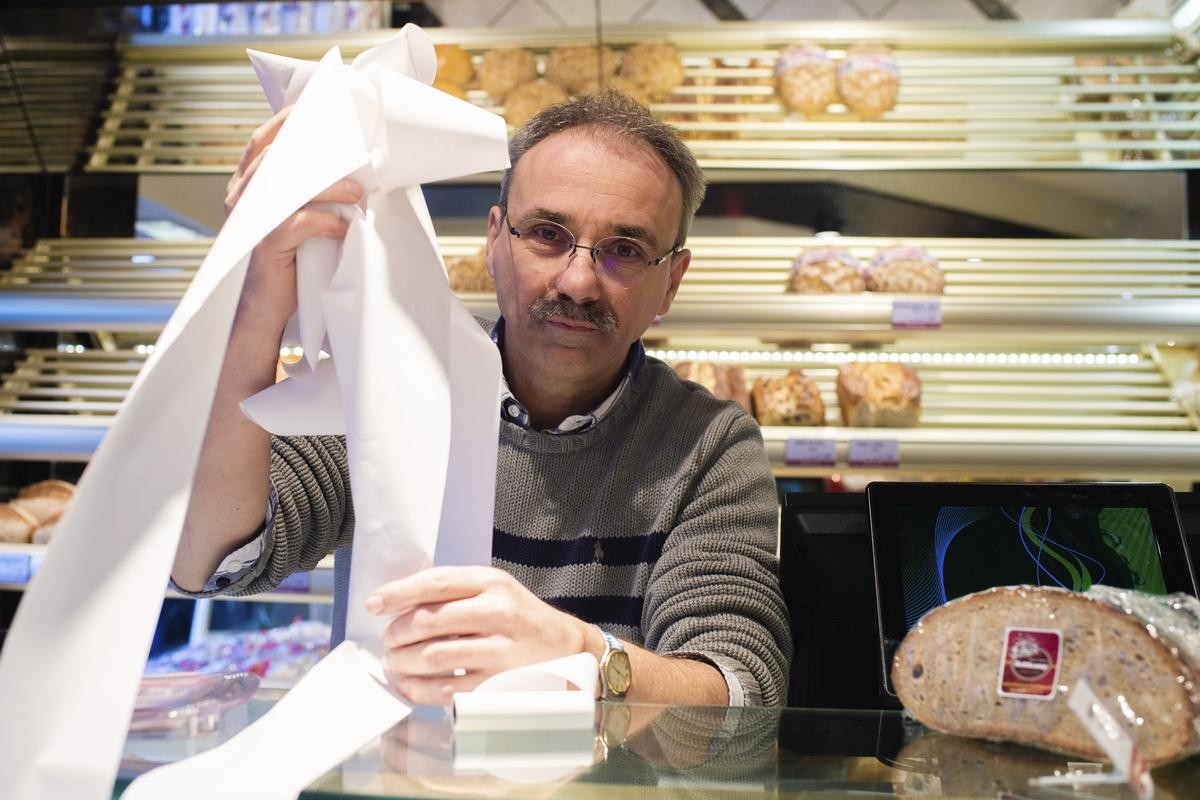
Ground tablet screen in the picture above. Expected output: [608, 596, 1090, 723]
[897, 503, 1167, 630]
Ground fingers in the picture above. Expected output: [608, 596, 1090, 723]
[367, 566, 503, 616]
[384, 633, 500, 678]
[311, 178, 363, 205]
[239, 105, 292, 174]
[225, 144, 269, 215]
[393, 669, 485, 706]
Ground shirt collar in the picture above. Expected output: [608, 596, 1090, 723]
[490, 318, 643, 435]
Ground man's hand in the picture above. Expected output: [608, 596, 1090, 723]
[224, 105, 363, 332]
[368, 566, 591, 705]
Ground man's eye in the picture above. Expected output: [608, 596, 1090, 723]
[529, 224, 563, 243]
[609, 240, 643, 261]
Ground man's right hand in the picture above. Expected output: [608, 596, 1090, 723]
[224, 105, 363, 332]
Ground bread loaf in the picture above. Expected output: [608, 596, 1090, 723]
[775, 44, 838, 116]
[893, 586, 1200, 765]
[478, 47, 537, 101]
[673, 361, 751, 414]
[503, 79, 569, 128]
[751, 370, 825, 426]
[618, 41, 684, 100]
[545, 45, 616, 93]
[838, 44, 900, 120]
[445, 248, 493, 293]
[836, 362, 920, 427]
[0, 503, 37, 544]
[866, 245, 944, 294]
[786, 247, 865, 293]
[13, 479, 74, 526]
[434, 44, 474, 87]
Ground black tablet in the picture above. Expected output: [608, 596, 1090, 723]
[867, 482, 1197, 702]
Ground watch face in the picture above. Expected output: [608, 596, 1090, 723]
[606, 649, 632, 695]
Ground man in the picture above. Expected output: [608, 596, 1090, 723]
[173, 90, 790, 707]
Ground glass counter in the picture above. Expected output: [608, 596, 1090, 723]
[116, 692, 1200, 799]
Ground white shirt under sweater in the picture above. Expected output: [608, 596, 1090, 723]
[185, 349, 791, 706]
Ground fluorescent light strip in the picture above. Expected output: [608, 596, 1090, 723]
[647, 350, 1139, 366]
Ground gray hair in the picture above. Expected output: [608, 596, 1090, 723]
[498, 88, 707, 248]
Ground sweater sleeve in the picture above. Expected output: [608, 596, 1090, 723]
[218, 434, 355, 596]
[640, 410, 792, 707]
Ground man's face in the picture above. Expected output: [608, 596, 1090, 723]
[485, 128, 691, 388]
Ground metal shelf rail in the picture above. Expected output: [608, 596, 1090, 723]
[84, 20, 1200, 174]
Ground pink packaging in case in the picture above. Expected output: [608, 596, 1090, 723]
[130, 671, 259, 736]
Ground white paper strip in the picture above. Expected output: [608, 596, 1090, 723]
[452, 653, 599, 731]
[0, 24, 508, 800]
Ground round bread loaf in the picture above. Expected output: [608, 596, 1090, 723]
[18, 479, 75, 501]
[446, 248, 493, 293]
[893, 586, 1200, 765]
[866, 245, 944, 294]
[432, 79, 467, 100]
[775, 44, 838, 116]
[836, 362, 920, 427]
[503, 79, 569, 128]
[545, 44, 616, 92]
[618, 41, 685, 100]
[673, 361, 751, 414]
[838, 44, 899, 120]
[751, 370, 826, 426]
[0, 503, 37, 544]
[786, 247, 866, 293]
[435, 44, 474, 87]
[478, 47, 537, 101]
[575, 75, 650, 106]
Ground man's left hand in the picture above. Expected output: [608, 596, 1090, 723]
[367, 565, 591, 704]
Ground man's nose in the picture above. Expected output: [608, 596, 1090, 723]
[552, 245, 603, 305]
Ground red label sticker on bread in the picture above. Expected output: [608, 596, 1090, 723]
[998, 627, 1062, 699]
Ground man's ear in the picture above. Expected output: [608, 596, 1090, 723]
[656, 248, 691, 317]
[485, 206, 503, 279]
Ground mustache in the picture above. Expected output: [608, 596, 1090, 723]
[528, 297, 618, 331]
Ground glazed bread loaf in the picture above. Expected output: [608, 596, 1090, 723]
[673, 361, 751, 414]
[893, 586, 1200, 765]
[751, 370, 825, 426]
[836, 362, 920, 427]
[786, 246, 866, 293]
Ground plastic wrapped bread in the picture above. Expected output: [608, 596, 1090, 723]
[775, 44, 838, 116]
[786, 246, 866, 293]
[673, 361, 751, 414]
[478, 47, 537, 101]
[618, 41, 684, 100]
[866, 245, 944, 294]
[545, 44, 616, 93]
[838, 44, 900, 120]
[836, 362, 920, 427]
[751, 370, 825, 426]
[893, 585, 1200, 765]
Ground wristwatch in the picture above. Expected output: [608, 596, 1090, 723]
[596, 627, 632, 700]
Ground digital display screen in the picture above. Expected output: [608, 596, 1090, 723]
[897, 504, 1168, 630]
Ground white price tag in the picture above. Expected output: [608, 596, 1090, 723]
[891, 300, 942, 330]
[847, 439, 900, 467]
[784, 438, 837, 466]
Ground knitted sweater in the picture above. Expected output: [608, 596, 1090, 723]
[220, 357, 791, 706]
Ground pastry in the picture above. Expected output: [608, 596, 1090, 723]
[478, 47, 537, 101]
[434, 43, 474, 87]
[893, 586, 1200, 765]
[751, 370, 826, 426]
[836, 362, 920, 427]
[545, 44, 616, 93]
[432, 79, 466, 100]
[865, 245, 944, 294]
[503, 79, 569, 128]
[775, 44, 838, 116]
[0, 503, 38, 544]
[786, 247, 865, 293]
[618, 41, 685, 100]
[673, 361, 751, 414]
[838, 44, 900, 120]
[445, 248, 493, 293]
[575, 75, 650, 106]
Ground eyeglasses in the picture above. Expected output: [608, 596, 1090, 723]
[502, 210, 679, 285]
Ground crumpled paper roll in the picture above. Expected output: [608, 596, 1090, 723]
[0, 24, 508, 800]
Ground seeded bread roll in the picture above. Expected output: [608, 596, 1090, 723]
[545, 45, 616, 93]
[435, 44, 474, 87]
[618, 41, 685, 100]
[751, 370, 825, 426]
[838, 44, 900, 120]
[775, 44, 838, 116]
[0, 503, 37, 544]
[503, 79, 569, 128]
[478, 47, 537, 101]
[836, 362, 920, 427]
[673, 361, 751, 414]
[445, 248, 493, 293]
[893, 586, 1200, 765]
[786, 247, 866, 293]
[866, 245, 944, 294]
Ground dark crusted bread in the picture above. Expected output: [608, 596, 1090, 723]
[893, 585, 1200, 765]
